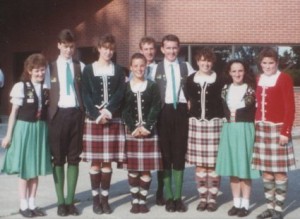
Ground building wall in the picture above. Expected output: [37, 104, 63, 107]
[0, 0, 130, 114]
[0, 0, 300, 126]
[144, 0, 300, 44]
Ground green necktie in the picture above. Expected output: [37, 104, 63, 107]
[66, 62, 73, 95]
[171, 64, 177, 109]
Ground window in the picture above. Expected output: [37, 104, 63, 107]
[156, 44, 300, 86]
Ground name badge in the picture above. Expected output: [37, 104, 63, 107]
[27, 99, 34, 103]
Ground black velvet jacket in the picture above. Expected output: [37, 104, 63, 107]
[122, 80, 161, 132]
[221, 84, 256, 122]
[186, 72, 224, 119]
[82, 63, 126, 120]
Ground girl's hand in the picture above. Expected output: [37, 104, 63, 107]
[279, 135, 289, 146]
[1, 136, 11, 148]
[132, 127, 142, 137]
[187, 100, 191, 110]
[140, 126, 150, 136]
[99, 115, 109, 124]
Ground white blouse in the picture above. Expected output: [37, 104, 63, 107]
[227, 83, 247, 111]
[10, 81, 45, 109]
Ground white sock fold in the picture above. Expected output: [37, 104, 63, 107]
[241, 198, 249, 210]
[28, 197, 36, 210]
[20, 199, 28, 210]
[233, 197, 241, 208]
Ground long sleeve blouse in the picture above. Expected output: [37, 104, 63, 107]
[255, 71, 295, 137]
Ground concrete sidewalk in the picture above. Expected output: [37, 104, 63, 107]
[0, 121, 300, 219]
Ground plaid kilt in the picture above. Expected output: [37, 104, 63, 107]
[119, 127, 163, 171]
[186, 118, 223, 167]
[252, 121, 296, 172]
[81, 118, 126, 163]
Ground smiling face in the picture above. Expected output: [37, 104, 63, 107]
[260, 57, 278, 76]
[229, 62, 245, 85]
[57, 42, 75, 60]
[29, 67, 46, 83]
[197, 56, 213, 75]
[140, 42, 156, 64]
[131, 58, 146, 80]
[98, 45, 114, 62]
[161, 40, 179, 62]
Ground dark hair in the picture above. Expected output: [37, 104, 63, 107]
[223, 59, 256, 88]
[21, 53, 47, 81]
[257, 47, 279, 72]
[161, 34, 180, 47]
[130, 53, 147, 66]
[58, 29, 75, 43]
[194, 47, 216, 63]
[97, 34, 116, 50]
[139, 36, 156, 49]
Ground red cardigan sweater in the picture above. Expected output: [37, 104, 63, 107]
[255, 72, 295, 137]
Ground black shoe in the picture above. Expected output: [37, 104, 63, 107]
[130, 203, 140, 214]
[207, 202, 218, 212]
[156, 191, 166, 206]
[57, 204, 68, 217]
[165, 199, 176, 212]
[67, 204, 79, 216]
[93, 203, 103, 214]
[196, 201, 207, 211]
[228, 206, 240, 216]
[271, 211, 283, 219]
[174, 198, 187, 212]
[31, 207, 46, 216]
[19, 209, 33, 218]
[257, 209, 275, 219]
[101, 195, 112, 214]
[238, 207, 249, 217]
[139, 203, 149, 213]
[92, 196, 102, 214]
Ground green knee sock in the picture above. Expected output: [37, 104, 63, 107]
[53, 165, 65, 205]
[173, 169, 184, 200]
[65, 165, 79, 205]
[163, 170, 173, 200]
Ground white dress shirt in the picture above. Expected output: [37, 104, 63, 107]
[153, 59, 194, 104]
[56, 56, 85, 108]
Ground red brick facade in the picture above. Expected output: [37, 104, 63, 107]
[0, 0, 299, 125]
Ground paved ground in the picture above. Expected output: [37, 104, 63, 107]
[0, 120, 300, 219]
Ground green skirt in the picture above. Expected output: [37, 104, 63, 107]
[215, 122, 260, 179]
[1, 120, 52, 179]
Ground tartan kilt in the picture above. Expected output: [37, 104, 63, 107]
[252, 121, 296, 172]
[186, 117, 223, 167]
[119, 127, 163, 171]
[81, 118, 126, 163]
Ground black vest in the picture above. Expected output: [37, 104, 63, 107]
[17, 81, 49, 122]
[154, 61, 188, 105]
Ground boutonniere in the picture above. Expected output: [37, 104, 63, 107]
[76, 75, 81, 82]
[51, 77, 57, 83]
[156, 74, 162, 79]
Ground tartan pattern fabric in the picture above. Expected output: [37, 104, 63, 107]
[252, 122, 296, 172]
[186, 118, 223, 167]
[81, 118, 126, 162]
[120, 127, 163, 171]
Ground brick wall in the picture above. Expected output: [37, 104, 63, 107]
[294, 88, 300, 126]
[0, 0, 299, 125]
[145, 0, 300, 44]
